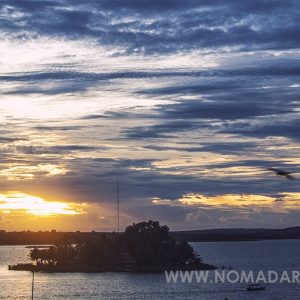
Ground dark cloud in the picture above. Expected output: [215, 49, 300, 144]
[0, 136, 25, 143]
[127, 204, 194, 225]
[1, 0, 300, 53]
[120, 96, 296, 140]
[221, 117, 300, 142]
[2, 57, 299, 95]
[80, 114, 108, 120]
[159, 99, 292, 120]
[143, 142, 256, 154]
[209, 159, 299, 171]
[11, 153, 299, 222]
[17, 145, 100, 155]
[33, 125, 84, 131]
[122, 120, 207, 139]
[114, 60, 300, 141]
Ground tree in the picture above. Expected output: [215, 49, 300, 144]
[124, 220, 202, 269]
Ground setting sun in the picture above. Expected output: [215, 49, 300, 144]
[0, 192, 83, 216]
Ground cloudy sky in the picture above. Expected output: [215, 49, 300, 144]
[0, 0, 299, 231]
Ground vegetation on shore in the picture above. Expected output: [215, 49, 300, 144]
[9, 220, 215, 273]
[2, 226, 300, 245]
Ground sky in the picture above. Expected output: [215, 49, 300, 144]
[0, 0, 299, 231]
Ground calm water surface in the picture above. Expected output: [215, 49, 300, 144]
[0, 240, 299, 299]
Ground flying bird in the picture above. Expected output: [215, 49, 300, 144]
[268, 168, 295, 180]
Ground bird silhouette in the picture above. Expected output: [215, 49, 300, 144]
[268, 168, 295, 180]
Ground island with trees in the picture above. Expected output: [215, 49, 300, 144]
[9, 220, 215, 273]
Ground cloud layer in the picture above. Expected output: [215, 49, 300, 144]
[0, 0, 299, 230]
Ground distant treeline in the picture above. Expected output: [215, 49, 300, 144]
[0, 230, 112, 246]
[1, 226, 300, 245]
[171, 227, 300, 242]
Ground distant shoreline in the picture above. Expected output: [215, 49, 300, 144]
[172, 226, 300, 242]
[25, 245, 51, 248]
[1, 226, 299, 245]
[0, 238, 299, 246]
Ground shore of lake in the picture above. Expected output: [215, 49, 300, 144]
[8, 262, 216, 273]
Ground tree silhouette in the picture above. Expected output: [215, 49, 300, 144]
[27, 220, 212, 272]
[124, 220, 202, 269]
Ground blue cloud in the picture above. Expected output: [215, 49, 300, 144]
[1, 0, 300, 53]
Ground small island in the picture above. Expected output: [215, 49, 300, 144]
[9, 220, 215, 273]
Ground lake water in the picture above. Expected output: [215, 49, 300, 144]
[0, 240, 299, 299]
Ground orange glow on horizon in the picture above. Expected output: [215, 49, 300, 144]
[152, 192, 300, 211]
[178, 193, 275, 207]
[0, 192, 84, 216]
